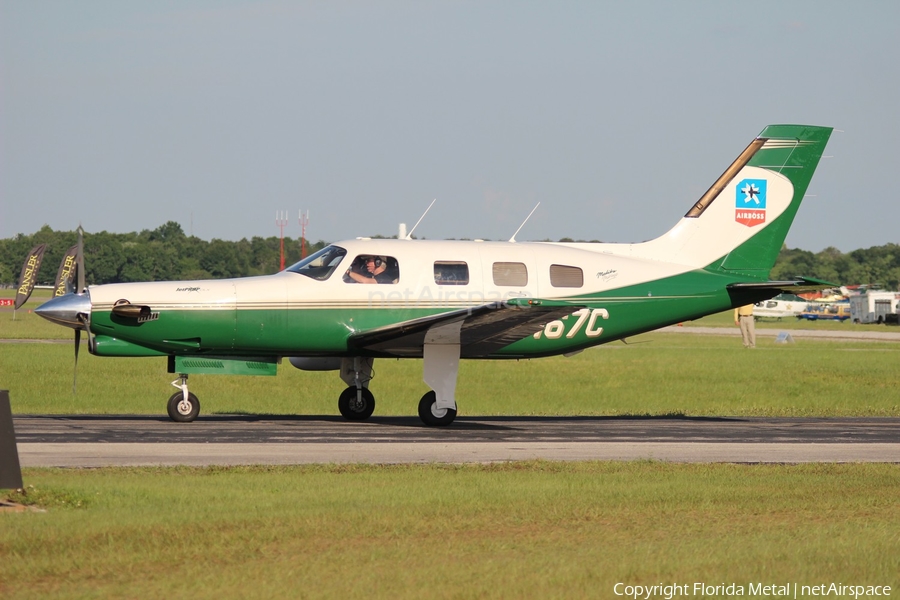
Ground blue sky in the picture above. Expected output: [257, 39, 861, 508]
[2, 1, 897, 252]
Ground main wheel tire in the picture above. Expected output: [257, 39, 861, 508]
[417, 391, 457, 426]
[338, 386, 376, 420]
[167, 392, 200, 423]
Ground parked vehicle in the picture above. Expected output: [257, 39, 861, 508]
[799, 302, 851, 321]
[849, 291, 900, 324]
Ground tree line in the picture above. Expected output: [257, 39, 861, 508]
[1, 222, 898, 289]
[769, 245, 900, 290]
[0, 222, 328, 287]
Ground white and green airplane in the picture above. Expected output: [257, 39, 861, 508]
[37, 124, 833, 425]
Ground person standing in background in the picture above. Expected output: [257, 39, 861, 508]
[734, 304, 756, 348]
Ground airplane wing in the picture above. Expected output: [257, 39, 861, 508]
[348, 298, 583, 358]
[728, 276, 837, 294]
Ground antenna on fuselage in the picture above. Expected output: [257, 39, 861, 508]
[508, 202, 540, 243]
[405, 198, 435, 240]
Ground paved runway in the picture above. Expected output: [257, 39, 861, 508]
[13, 415, 900, 466]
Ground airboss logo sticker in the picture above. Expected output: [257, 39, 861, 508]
[735, 178, 767, 227]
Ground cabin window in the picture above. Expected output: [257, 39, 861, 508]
[492, 262, 528, 286]
[549, 264, 584, 288]
[286, 245, 347, 281]
[434, 261, 469, 285]
[343, 255, 400, 284]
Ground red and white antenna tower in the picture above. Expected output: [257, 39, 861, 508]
[299, 209, 309, 259]
[276, 210, 289, 271]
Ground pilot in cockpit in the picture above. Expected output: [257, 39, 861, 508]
[345, 255, 392, 284]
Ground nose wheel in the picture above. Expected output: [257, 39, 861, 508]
[167, 374, 200, 422]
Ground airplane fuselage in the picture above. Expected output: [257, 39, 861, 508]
[84, 238, 741, 360]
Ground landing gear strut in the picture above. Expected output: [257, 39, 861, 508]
[333, 341, 461, 426]
[167, 374, 200, 422]
[338, 357, 375, 421]
[419, 337, 461, 427]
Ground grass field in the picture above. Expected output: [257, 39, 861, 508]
[2, 462, 899, 599]
[2, 332, 899, 417]
[3, 291, 900, 418]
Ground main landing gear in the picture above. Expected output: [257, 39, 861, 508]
[338, 387, 375, 420]
[167, 374, 200, 422]
[337, 341, 461, 427]
[417, 391, 457, 426]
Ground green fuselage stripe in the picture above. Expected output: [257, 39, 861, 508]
[89, 268, 758, 359]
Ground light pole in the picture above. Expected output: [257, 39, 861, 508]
[276, 211, 288, 271]
[299, 210, 309, 259]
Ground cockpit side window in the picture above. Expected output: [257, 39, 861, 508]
[343, 255, 400, 284]
[286, 245, 347, 281]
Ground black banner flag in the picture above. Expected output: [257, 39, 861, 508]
[53, 244, 79, 297]
[0, 390, 24, 491]
[14, 244, 47, 310]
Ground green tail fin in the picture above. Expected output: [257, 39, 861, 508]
[631, 125, 832, 276]
[710, 124, 833, 278]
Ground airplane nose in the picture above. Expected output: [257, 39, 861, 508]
[35, 292, 92, 329]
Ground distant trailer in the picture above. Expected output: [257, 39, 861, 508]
[849, 291, 900, 324]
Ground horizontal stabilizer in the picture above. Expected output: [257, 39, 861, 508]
[728, 276, 836, 294]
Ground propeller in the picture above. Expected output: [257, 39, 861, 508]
[76, 225, 84, 294]
[71, 227, 89, 394]
[34, 225, 93, 394]
[74, 325, 82, 394]
[73, 313, 93, 394]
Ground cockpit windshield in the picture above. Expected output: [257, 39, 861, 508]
[286, 245, 347, 281]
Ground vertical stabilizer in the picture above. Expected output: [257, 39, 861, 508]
[630, 124, 832, 279]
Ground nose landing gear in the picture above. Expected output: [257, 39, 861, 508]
[167, 374, 200, 422]
[338, 357, 376, 420]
